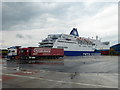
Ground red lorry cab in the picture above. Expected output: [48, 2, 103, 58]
[19, 48, 29, 56]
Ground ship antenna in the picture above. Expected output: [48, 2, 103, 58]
[96, 35, 98, 40]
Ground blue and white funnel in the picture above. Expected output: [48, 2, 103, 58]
[70, 28, 79, 37]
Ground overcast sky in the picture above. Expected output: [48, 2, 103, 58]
[1, 2, 118, 48]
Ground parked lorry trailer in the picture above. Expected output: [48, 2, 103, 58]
[101, 50, 109, 55]
[7, 46, 64, 60]
[19, 47, 64, 59]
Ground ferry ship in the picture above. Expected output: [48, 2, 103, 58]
[39, 28, 110, 56]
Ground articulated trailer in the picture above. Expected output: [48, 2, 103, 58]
[19, 47, 64, 60]
[8, 46, 64, 60]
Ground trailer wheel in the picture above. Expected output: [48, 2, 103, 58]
[56, 56, 59, 59]
[25, 56, 28, 60]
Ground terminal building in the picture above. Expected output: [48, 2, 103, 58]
[110, 43, 120, 55]
[0, 49, 8, 58]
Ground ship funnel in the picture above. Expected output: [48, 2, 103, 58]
[70, 28, 79, 37]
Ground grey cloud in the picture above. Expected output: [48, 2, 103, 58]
[2, 2, 85, 30]
[26, 35, 32, 39]
[0, 3, 2, 30]
[16, 34, 33, 39]
[2, 2, 115, 31]
[16, 34, 24, 38]
[2, 2, 45, 30]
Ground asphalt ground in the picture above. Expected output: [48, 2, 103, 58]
[0, 56, 119, 88]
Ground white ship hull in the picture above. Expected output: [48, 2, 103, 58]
[53, 39, 97, 56]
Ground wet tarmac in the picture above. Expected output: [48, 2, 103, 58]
[0, 56, 119, 88]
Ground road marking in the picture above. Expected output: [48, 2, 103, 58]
[1, 73, 117, 88]
[3, 67, 7, 69]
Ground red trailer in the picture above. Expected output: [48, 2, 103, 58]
[18, 47, 64, 60]
[101, 50, 110, 55]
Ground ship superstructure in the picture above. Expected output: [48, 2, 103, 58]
[39, 28, 110, 56]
